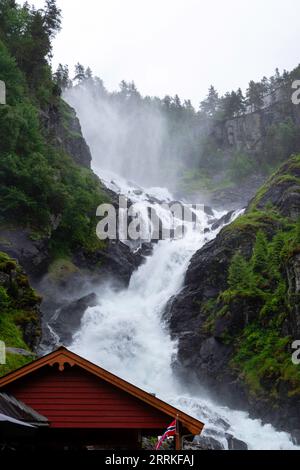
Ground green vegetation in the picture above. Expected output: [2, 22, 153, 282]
[0, 1, 111, 376]
[206, 204, 300, 398]
[0, 1, 109, 257]
[179, 169, 234, 193]
[227, 252, 254, 292]
[264, 118, 299, 167]
[0, 353, 34, 378]
[200, 157, 300, 399]
[249, 154, 300, 211]
[48, 257, 78, 282]
[232, 326, 297, 397]
[0, 252, 41, 377]
[55, 58, 300, 193]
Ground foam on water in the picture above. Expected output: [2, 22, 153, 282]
[70, 171, 299, 450]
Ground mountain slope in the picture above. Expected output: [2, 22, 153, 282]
[168, 154, 300, 434]
[0, 1, 144, 366]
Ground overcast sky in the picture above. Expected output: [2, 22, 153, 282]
[24, 0, 300, 106]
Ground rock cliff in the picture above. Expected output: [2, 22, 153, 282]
[168, 154, 300, 435]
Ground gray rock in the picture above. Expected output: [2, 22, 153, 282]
[226, 434, 248, 450]
[167, 156, 300, 434]
[50, 293, 98, 346]
[204, 206, 214, 216]
[0, 228, 50, 279]
[291, 429, 300, 446]
[211, 210, 236, 231]
[41, 101, 92, 168]
[286, 253, 300, 337]
[184, 436, 225, 450]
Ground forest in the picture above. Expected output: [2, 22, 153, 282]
[55, 60, 300, 193]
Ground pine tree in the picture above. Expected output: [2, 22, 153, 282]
[183, 99, 194, 113]
[236, 88, 246, 115]
[220, 88, 246, 120]
[54, 64, 71, 89]
[228, 252, 252, 291]
[246, 81, 264, 112]
[173, 94, 181, 108]
[74, 63, 86, 83]
[200, 85, 219, 117]
[43, 0, 61, 38]
[85, 67, 93, 79]
[261, 76, 269, 94]
[220, 92, 234, 119]
[251, 230, 269, 274]
[163, 95, 172, 109]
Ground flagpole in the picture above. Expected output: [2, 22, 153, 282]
[175, 414, 181, 451]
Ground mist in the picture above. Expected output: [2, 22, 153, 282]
[64, 78, 202, 191]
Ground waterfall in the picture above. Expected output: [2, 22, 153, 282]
[69, 171, 299, 450]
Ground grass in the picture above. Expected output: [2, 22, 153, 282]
[0, 353, 34, 378]
[0, 311, 29, 349]
[222, 209, 290, 236]
[249, 154, 300, 211]
[48, 258, 79, 282]
[179, 169, 235, 193]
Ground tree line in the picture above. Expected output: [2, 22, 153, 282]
[54, 62, 299, 122]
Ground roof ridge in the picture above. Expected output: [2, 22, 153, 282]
[0, 347, 204, 435]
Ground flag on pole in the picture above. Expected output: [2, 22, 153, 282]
[155, 419, 177, 450]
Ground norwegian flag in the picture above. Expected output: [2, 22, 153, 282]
[155, 420, 177, 450]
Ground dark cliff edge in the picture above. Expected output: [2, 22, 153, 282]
[168, 154, 300, 436]
[41, 100, 92, 169]
[0, 99, 146, 354]
[179, 94, 300, 211]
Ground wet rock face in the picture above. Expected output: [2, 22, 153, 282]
[167, 157, 300, 433]
[0, 188, 149, 354]
[37, 240, 147, 352]
[165, 218, 259, 405]
[0, 228, 50, 280]
[184, 435, 225, 451]
[49, 293, 98, 346]
[287, 253, 300, 338]
[226, 435, 248, 451]
[168, 226, 256, 337]
[41, 101, 92, 169]
[183, 432, 248, 450]
[250, 159, 300, 221]
[291, 429, 300, 446]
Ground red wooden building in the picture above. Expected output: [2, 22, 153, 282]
[0, 347, 204, 450]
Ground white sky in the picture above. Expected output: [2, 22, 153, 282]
[23, 0, 300, 106]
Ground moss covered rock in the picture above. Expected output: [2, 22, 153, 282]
[0, 251, 41, 377]
[168, 155, 300, 432]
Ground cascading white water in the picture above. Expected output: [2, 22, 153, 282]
[64, 84, 299, 450]
[70, 171, 299, 450]
[72, 172, 214, 392]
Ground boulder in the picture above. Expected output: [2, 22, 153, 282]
[50, 293, 98, 346]
[184, 435, 225, 450]
[226, 434, 248, 450]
